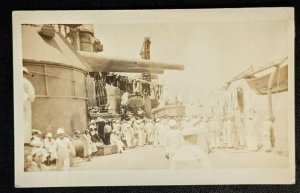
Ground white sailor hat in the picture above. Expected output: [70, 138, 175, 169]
[46, 132, 53, 138]
[32, 129, 42, 135]
[56, 128, 65, 135]
[89, 124, 96, 129]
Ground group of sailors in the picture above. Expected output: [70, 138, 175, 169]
[164, 113, 275, 154]
[25, 128, 76, 172]
[153, 113, 275, 169]
[88, 117, 160, 154]
[24, 112, 275, 171]
[24, 116, 159, 172]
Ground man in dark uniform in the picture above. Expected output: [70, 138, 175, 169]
[104, 121, 112, 145]
[96, 117, 106, 143]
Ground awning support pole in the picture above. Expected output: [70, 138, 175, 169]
[267, 66, 279, 119]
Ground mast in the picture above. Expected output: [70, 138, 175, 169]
[140, 37, 152, 116]
[140, 37, 152, 81]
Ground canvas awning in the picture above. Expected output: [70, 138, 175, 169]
[225, 57, 288, 95]
[244, 64, 288, 95]
[225, 57, 288, 120]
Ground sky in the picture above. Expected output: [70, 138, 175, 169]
[93, 9, 291, 89]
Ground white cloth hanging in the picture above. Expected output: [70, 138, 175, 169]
[86, 74, 96, 100]
[121, 92, 129, 105]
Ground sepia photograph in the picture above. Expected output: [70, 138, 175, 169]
[13, 8, 295, 187]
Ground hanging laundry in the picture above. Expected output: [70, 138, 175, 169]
[95, 79, 107, 106]
[126, 79, 134, 94]
[101, 72, 107, 85]
[121, 92, 129, 105]
[123, 77, 129, 93]
[142, 83, 150, 96]
[116, 75, 120, 88]
[118, 76, 126, 92]
[150, 85, 156, 100]
[154, 85, 162, 101]
[86, 74, 96, 100]
[237, 87, 244, 112]
[113, 74, 117, 87]
[91, 72, 107, 106]
[133, 80, 142, 94]
[106, 73, 113, 85]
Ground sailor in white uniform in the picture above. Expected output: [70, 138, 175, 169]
[165, 119, 183, 159]
[23, 67, 35, 144]
[158, 119, 170, 147]
[170, 127, 211, 169]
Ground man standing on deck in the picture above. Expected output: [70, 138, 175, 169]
[53, 128, 76, 171]
[165, 119, 183, 159]
[23, 67, 35, 144]
[104, 121, 112, 145]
